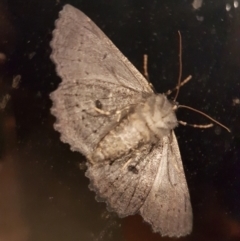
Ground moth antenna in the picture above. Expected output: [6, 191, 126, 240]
[166, 32, 191, 96]
[178, 104, 231, 132]
[174, 31, 183, 101]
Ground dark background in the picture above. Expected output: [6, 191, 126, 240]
[0, 0, 240, 240]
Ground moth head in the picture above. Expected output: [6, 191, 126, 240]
[138, 94, 178, 138]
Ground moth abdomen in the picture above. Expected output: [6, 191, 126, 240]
[91, 109, 151, 162]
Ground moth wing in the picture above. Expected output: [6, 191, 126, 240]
[86, 142, 164, 217]
[50, 4, 153, 157]
[140, 132, 192, 237]
[50, 4, 152, 92]
[86, 132, 192, 237]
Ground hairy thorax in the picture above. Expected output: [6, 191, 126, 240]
[91, 94, 178, 162]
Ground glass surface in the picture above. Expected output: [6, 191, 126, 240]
[0, 0, 239, 240]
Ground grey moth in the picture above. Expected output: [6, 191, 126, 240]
[50, 4, 192, 237]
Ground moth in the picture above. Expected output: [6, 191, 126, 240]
[50, 4, 192, 237]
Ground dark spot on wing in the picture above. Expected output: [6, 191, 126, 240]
[109, 160, 114, 166]
[103, 53, 108, 59]
[95, 100, 102, 109]
[128, 165, 139, 174]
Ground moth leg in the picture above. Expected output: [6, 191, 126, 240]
[165, 75, 192, 96]
[86, 155, 94, 164]
[94, 107, 111, 116]
[143, 54, 149, 81]
[121, 157, 140, 174]
[94, 106, 126, 120]
[115, 107, 131, 122]
[178, 120, 213, 129]
[94, 104, 132, 122]
[121, 147, 146, 173]
[143, 54, 154, 89]
[121, 158, 133, 171]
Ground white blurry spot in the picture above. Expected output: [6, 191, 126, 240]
[0, 52, 6, 64]
[214, 126, 222, 135]
[0, 94, 11, 110]
[234, 0, 239, 8]
[226, 3, 231, 11]
[232, 97, 240, 106]
[196, 15, 204, 21]
[12, 75, 21, 89]
[36, 91, 42, 98]
[192, 0, 203, 10]
[101, 211, 111, 220]
[78, 162, 87, 170]
[211, 27, 216, 34]
[28, 52, 36, 59]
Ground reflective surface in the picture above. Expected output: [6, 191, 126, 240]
[0, 0, 240, 240]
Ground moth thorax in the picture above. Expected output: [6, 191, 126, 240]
[136, 94, 178, 139]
